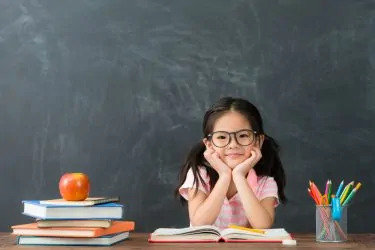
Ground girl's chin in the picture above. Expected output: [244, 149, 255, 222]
[224, 159, 245, 169]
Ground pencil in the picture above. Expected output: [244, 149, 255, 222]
[228, 224, 266, 234]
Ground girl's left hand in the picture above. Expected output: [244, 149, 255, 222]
[232, 147, 262, 177]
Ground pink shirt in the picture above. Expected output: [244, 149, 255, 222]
[179, 167, 279, 230]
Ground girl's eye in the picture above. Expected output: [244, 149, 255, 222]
[216, 135, 227, 140]
[238, 133, 250, 138]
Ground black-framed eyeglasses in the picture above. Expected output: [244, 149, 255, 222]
[207, 129, 259, 148]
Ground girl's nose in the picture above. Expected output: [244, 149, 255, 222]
[227, 134, 240, 148]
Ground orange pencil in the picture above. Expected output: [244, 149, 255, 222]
[308, 188, 319, 204]
[309, 181, 322, 204]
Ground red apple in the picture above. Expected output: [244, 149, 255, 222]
[59, 173, 90, 201]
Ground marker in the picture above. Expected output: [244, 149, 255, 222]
[332, 197, 342, 221]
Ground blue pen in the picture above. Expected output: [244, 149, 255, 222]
[335, 180, 344, 197]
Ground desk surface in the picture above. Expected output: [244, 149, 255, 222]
[1, 233, 375, 249]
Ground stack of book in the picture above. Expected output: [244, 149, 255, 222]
[11, 197, 135, 246]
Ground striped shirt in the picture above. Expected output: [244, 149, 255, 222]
[179, 167, 279, 230]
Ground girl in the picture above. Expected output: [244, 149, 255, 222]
[175, 97, 286, 229]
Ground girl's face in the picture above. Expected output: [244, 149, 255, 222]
[203, 111, 263, 169]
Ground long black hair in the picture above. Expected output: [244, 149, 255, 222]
[175, 97, 287, 205]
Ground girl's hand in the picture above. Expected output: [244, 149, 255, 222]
[232, 147, 262, 177]
[203, 148, 231, 177]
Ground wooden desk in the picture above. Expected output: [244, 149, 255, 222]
[1, 233, 375, 249]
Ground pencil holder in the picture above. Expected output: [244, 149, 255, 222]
[316, 205, 347, 242]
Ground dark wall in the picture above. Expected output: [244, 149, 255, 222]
[1, 0, 374, 232]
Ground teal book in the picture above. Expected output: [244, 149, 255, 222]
[22, 200, 123, 220]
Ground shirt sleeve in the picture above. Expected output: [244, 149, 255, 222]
[258, 177, 280, 207]
[179, 167, 210, 200]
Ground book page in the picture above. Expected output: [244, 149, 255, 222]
[221, 228, 289, 238]
[152, 225, 221, 236]
[39, 197, 119, 206]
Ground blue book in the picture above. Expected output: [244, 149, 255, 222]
[22, 200, 123, 220]
[16, 232, 129, 246]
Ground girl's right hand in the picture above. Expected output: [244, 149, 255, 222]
[203, 148, 231, 177]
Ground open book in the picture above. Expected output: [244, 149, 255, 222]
[149, 225, 292, 243]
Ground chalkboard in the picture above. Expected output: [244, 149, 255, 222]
[0, 0, 374, 233]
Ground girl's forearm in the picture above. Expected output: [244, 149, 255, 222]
[190, 174, 231, 226]
[233, 174, 273, 228]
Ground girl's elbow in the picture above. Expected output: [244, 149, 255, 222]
[250, 219, 274, 229]
[252, 222, 272, 229]
[260, 222, 273, 229]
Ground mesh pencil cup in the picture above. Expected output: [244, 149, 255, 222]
[316, 205, 347, 242]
